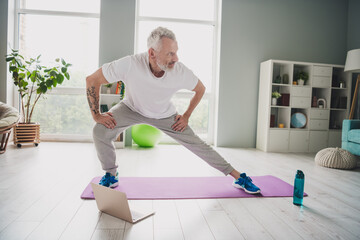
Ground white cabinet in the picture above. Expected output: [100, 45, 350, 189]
[268, 130, 289, 152]
[289, 131, 309, 152]
[309, 131, 328, 152]
[256, 60, 351, 153]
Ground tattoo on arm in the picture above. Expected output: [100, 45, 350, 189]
[86, 86, 99, 115]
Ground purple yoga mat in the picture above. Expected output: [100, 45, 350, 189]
[81, 175, 307, 200]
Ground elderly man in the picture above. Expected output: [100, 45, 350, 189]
[86, 27, 260, 194]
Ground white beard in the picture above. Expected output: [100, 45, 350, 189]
[156, 60, 174, 72]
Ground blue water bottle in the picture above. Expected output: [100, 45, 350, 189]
[293, 170, 304, 206]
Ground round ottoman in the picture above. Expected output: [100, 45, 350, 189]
[315, 147, 357, 170]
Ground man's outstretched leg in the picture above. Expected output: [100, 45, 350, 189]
[145, 114, 261, 194]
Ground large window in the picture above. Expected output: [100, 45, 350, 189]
[16, 0, 100, 140]
[135, 0, 220, 143]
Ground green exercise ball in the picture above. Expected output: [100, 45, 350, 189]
[131, 124, 162, 147]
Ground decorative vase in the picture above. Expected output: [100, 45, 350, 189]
[282, 74, 289, 84]
[13, 123, 40, 148]
[106, 88, 111, 94]
[271, 98, 277, 106]
[298, 79, 305, 85]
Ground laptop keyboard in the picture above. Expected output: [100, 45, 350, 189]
[131, 210, 143, 221]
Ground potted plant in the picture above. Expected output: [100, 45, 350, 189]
[5, 49, 71, 147]
[105, 83, 113, 94]
[296, 71, 309, 85]
[271, 91, 281, 105]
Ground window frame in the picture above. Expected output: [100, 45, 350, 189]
[14, 0, 100, 141]
[134, 0, 222, 144]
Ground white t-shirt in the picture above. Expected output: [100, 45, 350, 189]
[102, 52, 199, 119]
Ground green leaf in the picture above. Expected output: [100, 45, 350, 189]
[65, 63, 72, 67]
[12, 71, 18, 79]
[6, 57, 14, 62]
[61, 59, 66, 65]
[46, 79, 53, 87]
[57, 74, 64, 84]
[61, 67, 67, 73]
[53, 79, 58, 87]
[9, 66, 16, 72]
[55, 58, 60, 62]
[49, 70, 57, 77]
[21, 80, 28, 88]
[64, 72, 70, 80]
[19, 73, 26, 79]
[39, 82, 47, 93]
[30, 72, 36, 82]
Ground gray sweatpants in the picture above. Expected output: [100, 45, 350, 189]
[93, 102, 234, 176]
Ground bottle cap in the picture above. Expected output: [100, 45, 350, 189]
[296, 170, 304, 178]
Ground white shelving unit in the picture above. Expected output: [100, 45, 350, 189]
[256, 60, 351, 153]
[99, 83, 125, 148]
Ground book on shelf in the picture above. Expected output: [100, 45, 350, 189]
[116, 81, 125, 100]
[100, 104, 109, 113]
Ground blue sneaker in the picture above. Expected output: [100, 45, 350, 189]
[99, 172, 119, 188]
[232, 173, 261, 194]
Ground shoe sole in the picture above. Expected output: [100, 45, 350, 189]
[109, 181, 119, 188]
[232, 182, 261, 194]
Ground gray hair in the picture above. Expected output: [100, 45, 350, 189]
[147, 27, 176, 51]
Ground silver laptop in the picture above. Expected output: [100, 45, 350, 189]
[91, 183, 155, 223]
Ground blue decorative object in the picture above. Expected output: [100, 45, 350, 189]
[291, 112, 307, 128]
[342, 119, 360, 156]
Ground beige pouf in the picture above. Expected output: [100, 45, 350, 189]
[315, 147, 357, 170]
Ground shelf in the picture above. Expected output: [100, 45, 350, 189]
[257, 59, 350, 152]
[311, 107, 330, 110]
[270, 127, 289, 130]
[331, 87, 347, 90]
[271, 105, 289, 109]
[330, 108, 347, 111]
[272, 83, 290, 86]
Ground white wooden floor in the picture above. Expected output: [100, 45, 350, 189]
[0, 142, 359, 240]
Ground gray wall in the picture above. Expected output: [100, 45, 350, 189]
[347, 0, 360, 51]
[99, 0, 135, 66]
[1, 0, 15, 106]
[217, 0, 349, 147]
[99, 0, 135, 145]
[0, 0, 9, 103]
[347, 0, 360, 119]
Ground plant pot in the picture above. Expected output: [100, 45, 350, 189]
[13, 123, 40, 148]
[271, 98, 277, 105]
[298, 79, 305, 85]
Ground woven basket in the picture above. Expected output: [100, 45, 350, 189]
[315, 147, 357, 170]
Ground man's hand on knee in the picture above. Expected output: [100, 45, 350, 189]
[172, 114, 188, 132]
[94, 112, 117, 129]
